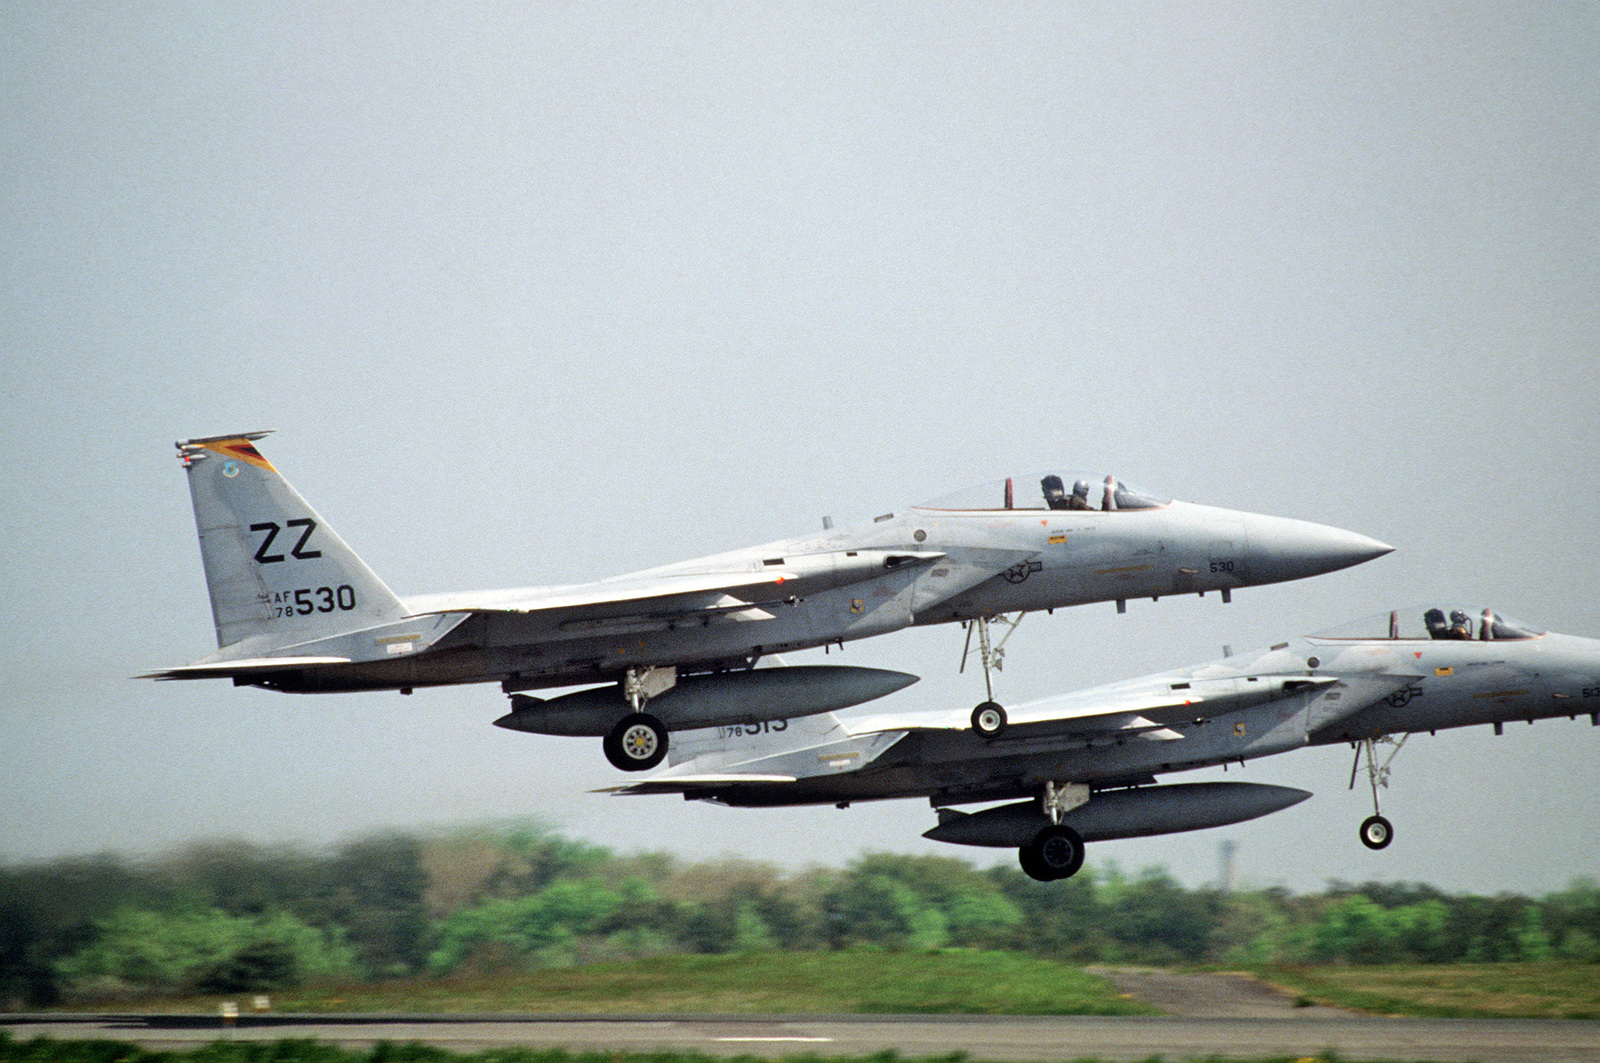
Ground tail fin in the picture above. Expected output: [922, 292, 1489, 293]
[177, 432, 406, 650]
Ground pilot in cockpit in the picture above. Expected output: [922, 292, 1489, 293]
[1041, 474, 1095, 510]
[1042, 475, 1068, 509]
[1425, 608, 1448, 640]
[1420, 606, 1538, 642]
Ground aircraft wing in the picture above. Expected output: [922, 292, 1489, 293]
[402, 550, 948, 627]
[846, 675, 1344, 739]
[144, 551, 950, 683]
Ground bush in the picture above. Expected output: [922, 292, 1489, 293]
[53, 908, 354, 999]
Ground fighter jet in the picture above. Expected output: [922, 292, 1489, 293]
[145, 431, 1390, 771]
[602, 604, 1600, 880]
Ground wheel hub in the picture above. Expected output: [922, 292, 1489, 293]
[622, 726, 658, 760]
[1041, 835, 1077, 869]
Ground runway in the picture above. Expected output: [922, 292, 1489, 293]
[5, 1012, 1600, 1063]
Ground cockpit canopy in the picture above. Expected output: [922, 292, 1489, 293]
[1311, 605, 1544, 642]
[918, 473, 1170, 513]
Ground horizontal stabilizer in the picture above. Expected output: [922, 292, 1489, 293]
[596, 773, 799, 796]
[143, 612, 470, 683]
[138, 656, 352, 680]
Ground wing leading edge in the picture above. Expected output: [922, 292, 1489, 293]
[403, 550, 948, 618]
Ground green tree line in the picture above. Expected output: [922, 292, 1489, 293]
[3, 823, 1597, 1006]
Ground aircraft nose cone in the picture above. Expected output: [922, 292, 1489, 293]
[1244, 515, 1393, 584]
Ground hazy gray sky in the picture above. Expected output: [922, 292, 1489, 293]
[3, 3, 1597, 894]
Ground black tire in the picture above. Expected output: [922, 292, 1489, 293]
[1022, 824, 1085, 881]
[1359, 814, 1393, 850]
[603, 713, 668, 772]
[971, 701, 1008, 737]
[1018, 843, 1051, 882]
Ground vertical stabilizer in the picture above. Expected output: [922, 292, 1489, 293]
[177, 432, 406, 650]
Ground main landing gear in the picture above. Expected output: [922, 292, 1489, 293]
[963, 613, 1023, 737]
[1018, 782, 1089, 881]
[601, 666, 674, 772]
[1349, 734, 1406, 850]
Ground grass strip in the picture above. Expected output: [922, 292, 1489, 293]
[90, 953, 1155, 1017]
[1255, 961, 1600, 1019]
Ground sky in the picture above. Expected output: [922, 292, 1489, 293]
[3, 3, 1597, 896]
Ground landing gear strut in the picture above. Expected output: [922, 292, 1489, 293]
[602, 666, 675, 772]
[962, 613, 1022, 736]
[1349, 734, 1405, 849]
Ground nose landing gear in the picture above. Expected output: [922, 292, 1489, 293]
[962, 613, 1022, 736]
[1350, 734, 1405, 850]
